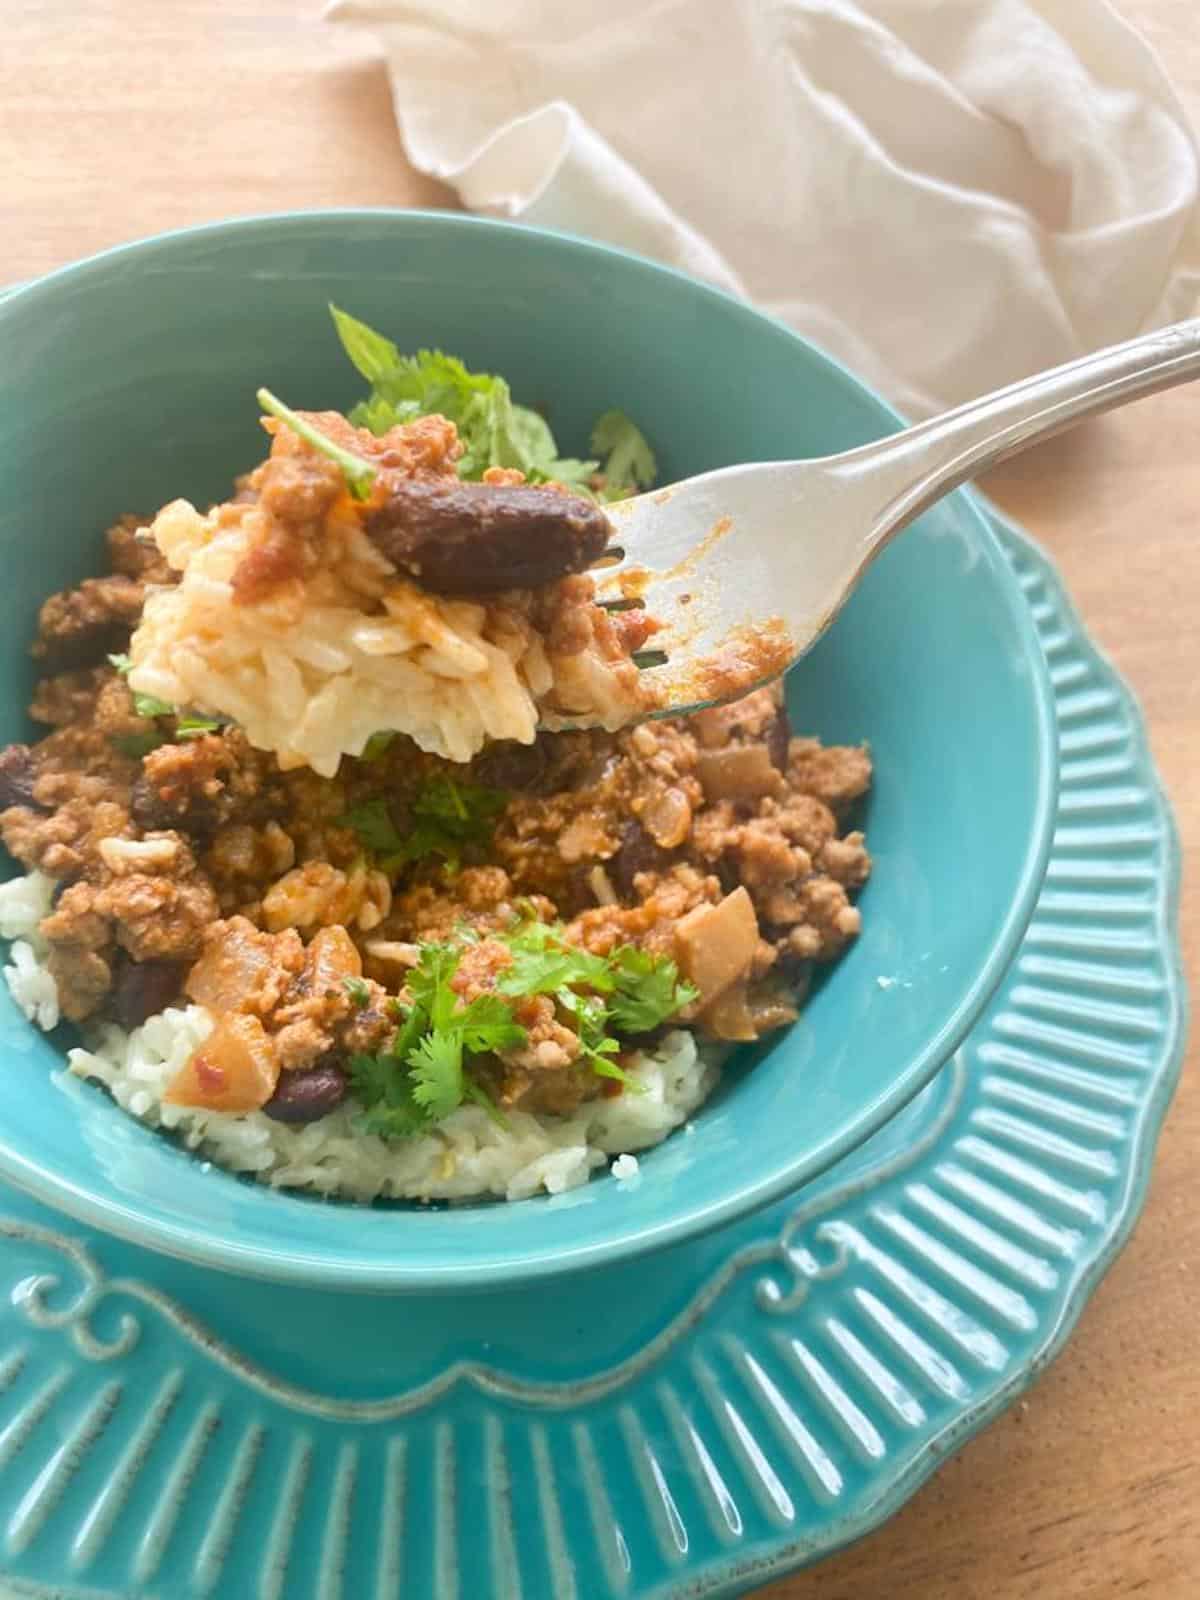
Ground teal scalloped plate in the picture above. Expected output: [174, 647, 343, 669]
[0, 500, 1185, 1600]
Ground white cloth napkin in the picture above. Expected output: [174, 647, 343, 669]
[328, 0, 1200, 419]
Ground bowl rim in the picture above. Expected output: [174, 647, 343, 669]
[0, 208, 1059, 1289]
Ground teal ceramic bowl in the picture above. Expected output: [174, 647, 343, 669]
[0, 212, 1056, 1289]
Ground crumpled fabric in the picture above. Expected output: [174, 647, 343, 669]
[328, 0, 1200, 419]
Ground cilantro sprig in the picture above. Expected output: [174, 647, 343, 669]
[497, 921, 695, 1032]
[339, 775, 507, 877]
[495, 920, 613, 998]
[590, 411, 658, 500]
[349, 942, 524, 1139]
[256, 386, 378, 502]
[338, 797, 405, 860]
[107, 655, 223, 757]
[108, 654, 171, 720]
[348, 921, 696, 1140]
[400, 777, 508, 873]
[330, 305, 657, 501]
[608, 946, 697, 1034]
[499, 919, 696, 1087]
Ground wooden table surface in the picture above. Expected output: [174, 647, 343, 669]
[3, 3, 1196, 1595]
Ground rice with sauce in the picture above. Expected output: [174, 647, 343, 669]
[127, 416, 647, 776]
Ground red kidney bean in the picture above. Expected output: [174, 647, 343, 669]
[111, 958, 186, 1031]
[609, 818, 668, 896]
[263, 1061, 348, 1124]
[364, 478, 612, 593]
[0, 745, 40, 811]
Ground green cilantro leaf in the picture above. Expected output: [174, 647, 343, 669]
[554, 985, 609, 1050]
[134, 690, 174, 719]
[348, 1051, 431, 1139]
[498, 920, 692, 1032]
[389, 998, 430, 1063]
[329, 304, 405, 386]
[591, 411, 657, 499]
[455, 373, 528, 481]
[608, 945, 698, 1034]
[357, 1100, 430, 1139]
[587, 1050, 639, 1088]
[339, 780, 506, 878]
[462, 1077, 509, 1128]
[354, 392, 421, 435]
[497, 934, 614, 1000]
[346, 921, 690, 1138]
[174, 714, 223, 740]
[496, 919, 689, 1088]
[555, 986, 644, 1092]
[110, 657, 228, 741]
[404, 942, 462, 1032]
[404, 952, 525, 1054]
[455, 993, 527, 1055]
[407, 1030, 464, 1119]
[417, 773, 506, 832]
[339, 797, 406, 859]
[509, 408, 599, 491]
[109, 656, 173, 718]
[329, 306, 654, 498]
[332, 307, 515, 482]
[361, 731, 396, 762]
[256, 386, 377, 502]
[347, 1049, 394, 1103]
[399, 777, 508, 875]
[527, 457, 600, 492]
[508, 404, 557, 465]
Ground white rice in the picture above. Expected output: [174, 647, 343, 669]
[0, 867, 55, 942]
[67, 1011, 715, 1203]
[0, 872, 718, 1202]
[128, 497, 639, 775]
[0, 870, 59, 1031]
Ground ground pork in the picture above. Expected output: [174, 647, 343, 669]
[106, 514, 176, 586]
[32, 576, 146, 673]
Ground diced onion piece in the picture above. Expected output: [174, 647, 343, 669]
[674, 887, 759, 1006]
[700, 983, 760, 1041]
[641, 785, 692, 849]
[185, 922, 275, 1012]
[164, 1014, 279, 1111]
[303, 925, 362, 989]
[695, 744, 783, 803]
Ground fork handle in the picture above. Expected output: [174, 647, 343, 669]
[833, 317, 1200, 544]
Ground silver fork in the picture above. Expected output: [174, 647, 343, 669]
[597, 318, 1200, 718]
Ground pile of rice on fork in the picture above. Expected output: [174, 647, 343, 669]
[128, 392, 657, 773]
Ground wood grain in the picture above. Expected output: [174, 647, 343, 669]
[2, 4, 1195, 1596]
